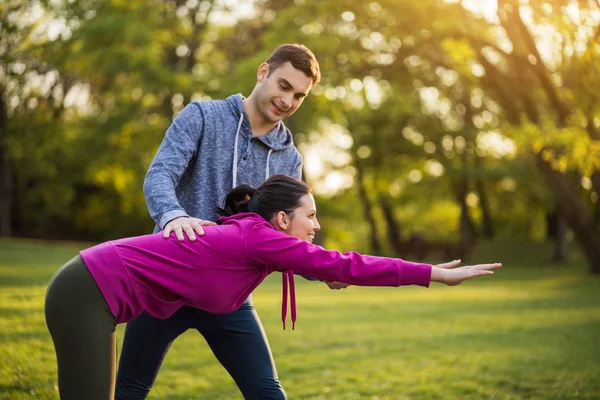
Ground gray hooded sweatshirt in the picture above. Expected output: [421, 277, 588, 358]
[144, 94, 303, 231]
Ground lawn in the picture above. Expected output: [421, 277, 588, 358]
[0, 238, 599, 399]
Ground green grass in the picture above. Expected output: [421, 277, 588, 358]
[1, 238, 599, 399]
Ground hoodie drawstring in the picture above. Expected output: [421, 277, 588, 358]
[232, 114, 244, 188]
[281, 270, 296, 330]
[265, 149, 273, 180]
[232, 114, 274, 188]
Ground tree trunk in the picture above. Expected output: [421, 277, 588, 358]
[459, 94, 479, 242]
[546, 210, 558, 239]
[546, 209, 567, 262]
[379, 194, 403, 257]
[591, 171, 600, 226]
[551, 214, 567, 263]
[457, 149, 476, 238]
[0, 91, 12, 237]
[546, 209, 567, 263]
[454, 151, 476, 261]
[536, 154, 600, 273]
[354, 160, 382, 254]
[474, 156, 495, 238]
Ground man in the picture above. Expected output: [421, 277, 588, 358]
[115, 44, 348, 400]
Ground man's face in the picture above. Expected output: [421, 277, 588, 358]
[255, 61, 314, 123]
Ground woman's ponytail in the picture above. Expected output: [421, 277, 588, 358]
[217, 185, 255, 217]
[217, 175, 311, 222]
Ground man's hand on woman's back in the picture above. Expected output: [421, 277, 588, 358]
[164, 217, 217, 241]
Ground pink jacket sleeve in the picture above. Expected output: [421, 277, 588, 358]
[244, 222, 432, 287]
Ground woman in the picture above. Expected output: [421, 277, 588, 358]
[45, 175, 501, 399]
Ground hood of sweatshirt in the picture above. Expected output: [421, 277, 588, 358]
[225, 94, 297, 189]
[220, 212, 298, 329]
[225, 94, 296, 151]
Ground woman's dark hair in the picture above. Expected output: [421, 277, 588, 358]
[217, 175, 312, 222]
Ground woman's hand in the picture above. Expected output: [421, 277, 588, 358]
[431, 260, 502, 286]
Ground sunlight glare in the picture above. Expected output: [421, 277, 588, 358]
[476, 131, 516, 158]
[445, 0, 498, 22]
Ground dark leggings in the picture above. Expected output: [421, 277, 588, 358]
[115, 303, 286, 400]
[45, 255, 117, 400]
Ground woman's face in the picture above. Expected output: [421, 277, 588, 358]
[278, 194, 321, 243]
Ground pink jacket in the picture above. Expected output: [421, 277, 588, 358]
[80, 213, 432, 327]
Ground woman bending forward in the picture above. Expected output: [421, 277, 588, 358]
[45, 175, 501, 399]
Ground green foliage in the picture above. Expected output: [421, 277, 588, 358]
[512, 118, 600, 178]
[2, 1, 599, 262]
[3, 0, 225, 239]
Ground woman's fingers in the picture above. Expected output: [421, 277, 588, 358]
[443, 263, 502, 286]
[435, 259, 462, 269]
[468, 263, 502, 271]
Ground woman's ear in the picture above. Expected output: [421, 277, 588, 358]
[275, 211, 289, 231]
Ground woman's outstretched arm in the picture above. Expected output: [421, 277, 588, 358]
[430, 260, 502, 286]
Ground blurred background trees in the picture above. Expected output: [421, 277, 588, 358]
[2, 0, 599, 272]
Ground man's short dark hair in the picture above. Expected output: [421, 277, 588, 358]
[266, 44, 321, 86]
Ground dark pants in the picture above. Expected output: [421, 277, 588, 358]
[115, 301, 286, 400]
[45, 255, 118, 400]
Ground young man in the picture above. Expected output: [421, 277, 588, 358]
[115, 44, 347, 400]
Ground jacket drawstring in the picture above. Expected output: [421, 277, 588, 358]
[265, 149, 273, 180]
[281, 270, 296, 330]
[232, 114, 244, 188]
[232, 114, 274, 188]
